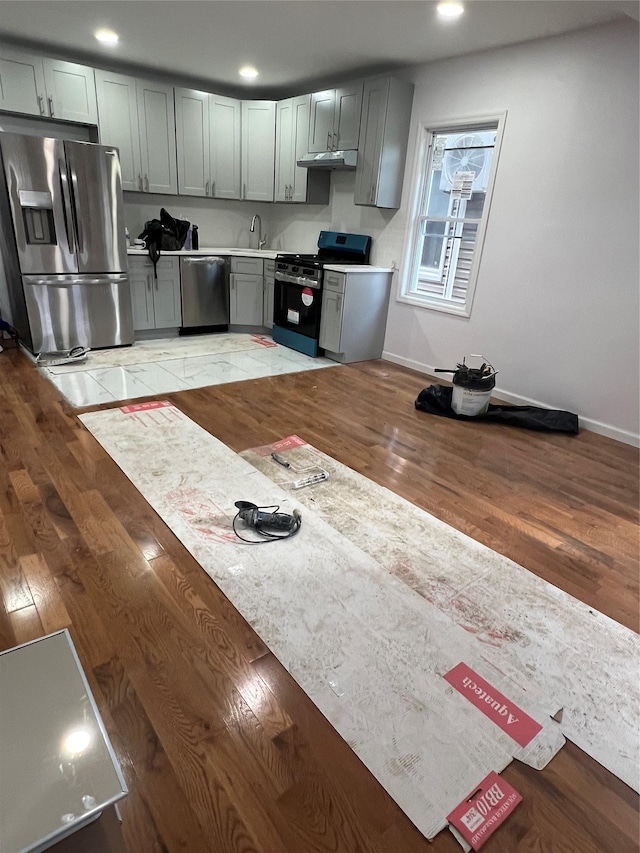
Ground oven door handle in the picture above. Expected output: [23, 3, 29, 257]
[275, 272, 320, 288]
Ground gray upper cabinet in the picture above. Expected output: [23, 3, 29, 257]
[354, 76, 414, 209]
[175, 88, 241, 199]
[0, 48, 45, 116]
[97, 72, 177, 195]
[95, 71, 141, 192]
[175, 88, 209, 196]
[0, 47, 97, 123]
[275, 94, 329, 204]
[42, 59, 98, 124]
[210, 94, 241, 199]
[308, 83, 362, 152]
[137, 80, 178, 195]
[241, 100, 275, 202]
[275, 97, 295, 202]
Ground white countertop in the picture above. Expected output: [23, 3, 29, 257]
[127, 247, 280, 259]
[127, 249, 392, 273]
[323, 263, 394, 273]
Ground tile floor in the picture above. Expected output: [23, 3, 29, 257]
[37, 333, 339, 408]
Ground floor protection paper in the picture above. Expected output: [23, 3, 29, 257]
[242, 435, 640, 794]
[78, 405, 637, 840]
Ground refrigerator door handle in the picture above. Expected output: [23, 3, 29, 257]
[58, 160, 76, 255]
[69, 165, 83, 257]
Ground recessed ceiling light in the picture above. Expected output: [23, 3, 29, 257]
[94, 29, 119, 45]
[437, 2, 464, 19]
[239, 66, 259, 80]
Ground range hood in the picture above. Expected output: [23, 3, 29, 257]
[296, 150, 357, 170]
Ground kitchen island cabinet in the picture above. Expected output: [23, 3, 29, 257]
[0, 46, 97, 123]
[96, 71, 177, 195]
[128, 256, 181, 332]
[319, 267, 392, 363]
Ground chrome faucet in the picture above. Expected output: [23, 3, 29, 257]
[250, 214, 267, 250]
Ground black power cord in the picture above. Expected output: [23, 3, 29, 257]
[232, 501, 302, 544]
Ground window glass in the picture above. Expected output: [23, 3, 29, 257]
[401, 123, 499, 315]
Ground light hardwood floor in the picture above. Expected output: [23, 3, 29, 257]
[0, 344, 638, 853]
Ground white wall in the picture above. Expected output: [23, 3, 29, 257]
[383, 19, 639, 445]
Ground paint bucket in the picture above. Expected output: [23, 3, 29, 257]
[450, 358, 496, 416]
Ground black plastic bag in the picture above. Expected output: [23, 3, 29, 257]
[138, 208, 190, 277]
[415, 384, 579, 434]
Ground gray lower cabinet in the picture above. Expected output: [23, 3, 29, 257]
[229, 256, 264, 326]
[319, 269, 392, 363]
[128, 256, 181, 331]
[263, 259, 275, 328]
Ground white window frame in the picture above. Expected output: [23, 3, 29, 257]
[397, 112, 507, 318]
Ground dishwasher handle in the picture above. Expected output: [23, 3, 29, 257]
[181, 256, 227, 265]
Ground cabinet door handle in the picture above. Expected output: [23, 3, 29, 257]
[333, 132, 338, 150]
[211, 181, 215, 197]
[243, 183, 246, 199]
[48, 96, 54, 117]
[37, 95, 45, 115]
[336, 295, 342, 312]
[327, 131, 332, 151]
[286, 185, 290, 202]
[138, 174, 143, 191]
[144, 175, 149, 192]
[205, 180, 209, 196]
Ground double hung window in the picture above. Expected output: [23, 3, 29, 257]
[400, 116, 504, 316]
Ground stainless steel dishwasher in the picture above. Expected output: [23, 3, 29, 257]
[180, 256, 229, 330]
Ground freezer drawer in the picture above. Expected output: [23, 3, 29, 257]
[23, 273, 134, 353]
[180, 257, 229, 328]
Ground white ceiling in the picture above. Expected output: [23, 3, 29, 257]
[0, 1, 635, 98]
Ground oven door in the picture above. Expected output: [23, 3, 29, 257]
[273, 276, 322, 341]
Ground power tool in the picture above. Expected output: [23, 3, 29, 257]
[233, 501, 302, 543]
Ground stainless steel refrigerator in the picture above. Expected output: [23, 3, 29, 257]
[0, 132, 134, 354]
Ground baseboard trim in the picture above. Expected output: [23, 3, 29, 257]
[381, 351, 640, 448]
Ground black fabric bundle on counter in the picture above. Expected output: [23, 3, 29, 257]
[138, 208, 190, 277]
[415, 384, 579, 434]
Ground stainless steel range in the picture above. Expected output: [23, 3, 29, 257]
[272, 231, 371, 357]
